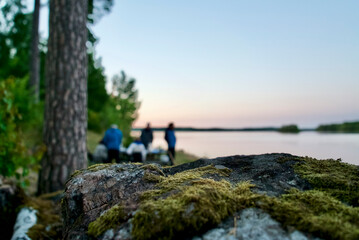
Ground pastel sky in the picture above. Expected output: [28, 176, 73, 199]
[33, 0, 359, 128]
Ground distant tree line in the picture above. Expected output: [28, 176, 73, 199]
[316, 121, 359, 133]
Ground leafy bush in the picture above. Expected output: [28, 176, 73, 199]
[88, 110, 103, 133]
[0, 78, 41, 183]
[88, 71, 140, 147]
[108, 71, 141, 141]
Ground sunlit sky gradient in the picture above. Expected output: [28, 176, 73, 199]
[33, 1, 359, 128]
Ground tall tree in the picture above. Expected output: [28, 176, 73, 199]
[109, 71, 141, 140]
[88, 53, 108, 112]
[38, 0, 88, 193]
[29, 0, 40, 102]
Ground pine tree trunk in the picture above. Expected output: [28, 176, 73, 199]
[38, 0, 88, 194]
[29, 0, 40, 102]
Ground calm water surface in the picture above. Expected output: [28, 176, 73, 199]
[134, 131, 359, 165]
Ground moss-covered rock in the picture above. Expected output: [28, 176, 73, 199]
[261, 189, 359, 240]
[295, 157, 359, 206]
[132, 180, 258, 240]
[62, 154, 359, 240]
[88, 204, 127, 237]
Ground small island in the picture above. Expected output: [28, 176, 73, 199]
[278, 124, 300, 133]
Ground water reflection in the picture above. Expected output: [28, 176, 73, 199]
[132, 131, 359, 165]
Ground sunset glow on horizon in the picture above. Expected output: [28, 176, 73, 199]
[33, 0, 359, 128]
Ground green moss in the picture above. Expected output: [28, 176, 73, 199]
[294, 157, 359, 206]
[276, 155, 303, 164]
[141, 165, 232, 200]
[132, 162, 359, 240]
[132, 165, 251, 240]
[260, 189, 359, 240]
[143, 171, 164, 183]
[88, 204, 127, 237]
[25, 194, 62, 240]
[87, 163, 113, 171]
[70, 170, 82, 178]
[82, 159, 359, 239]
[132, 180, 258, 240]
[140, 164, 165, 176]
[130, 162, 143, 165]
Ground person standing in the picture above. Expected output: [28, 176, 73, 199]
[165, 122, 176, 165]
[140, 123, 153, 150]
[102, 124, 123, 163]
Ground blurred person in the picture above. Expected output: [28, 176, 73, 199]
[140, 122, 153, 150]
[102, 124, 123, 163]
[93, 139, 108, 163]
[127, 138, 147, 162]
[164, 122, 176, 165]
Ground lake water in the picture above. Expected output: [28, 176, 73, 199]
[133, 131, 359, 165]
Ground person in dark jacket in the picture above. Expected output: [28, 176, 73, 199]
[102, 124, 123, 163]
[140, 123, 153, 150]
[164, 122, 176, 165]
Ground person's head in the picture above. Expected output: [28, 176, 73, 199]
[168, 122, 174, 129]
[111, 124, 118, 129]
[146, 123, 151, 129]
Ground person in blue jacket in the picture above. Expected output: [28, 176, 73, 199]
[164, 122, 176, 165]
[102, 124, 123, 163]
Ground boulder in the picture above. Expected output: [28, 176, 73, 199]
[62, 153, 359, 240]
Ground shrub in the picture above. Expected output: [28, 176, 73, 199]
[0, 78, 41, 183]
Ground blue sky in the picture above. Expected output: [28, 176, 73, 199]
[33, 0, 359, 128]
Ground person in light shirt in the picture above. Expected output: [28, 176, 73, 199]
[126, 138, 147, 162]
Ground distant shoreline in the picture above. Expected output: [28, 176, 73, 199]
[133, 121, 359, 133]
[132, 127, 316, 132]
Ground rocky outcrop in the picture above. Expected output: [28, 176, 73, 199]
[62, 153, 359, 240]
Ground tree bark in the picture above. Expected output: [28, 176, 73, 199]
[38, 0, 88, 194]
[29, 0, 40, 102]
